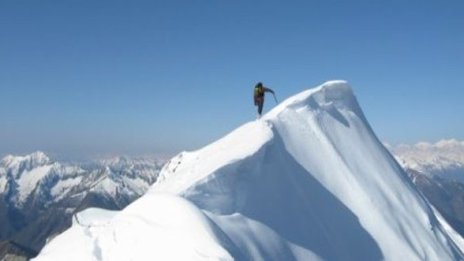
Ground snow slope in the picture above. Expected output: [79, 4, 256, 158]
[34, 81, 464, 261]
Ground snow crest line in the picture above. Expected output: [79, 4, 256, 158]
[34, 81, 464, 261]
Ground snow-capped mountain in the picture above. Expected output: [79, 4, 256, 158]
[0, 153, 162, 209]
[385, 142, 464, 241]
[34, 81, 464, 260]
[0, 151, 86, 208]
[77, 156, 163, 210]
[387, 140, 464, 182]
[0, 153, 164, 259]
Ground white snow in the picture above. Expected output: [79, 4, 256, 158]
[1, 151, 50, 169]
[73, 207, 119, 227]
[34, 81, 464, 261]
[86, 158, 161, 197]
[92, 174, 119, 196]
[389, 139, 464, 182]
[0, 169, 6, 193]
[37, 194, 233, 261]
[153, 120, 274, 195]
[17, 164, 53, 203]
[1, 154, 28, 168]
[0, 151, 56, 204]
[50, 176, 83, 200]
[0, 152, 161, 208]
[432, 206, 464, 253]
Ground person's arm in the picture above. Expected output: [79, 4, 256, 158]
[264, 87, 274, 94]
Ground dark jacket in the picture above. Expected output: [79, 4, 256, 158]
[254, 86, 274, 105]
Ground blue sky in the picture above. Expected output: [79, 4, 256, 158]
[1, 0, 463, 159]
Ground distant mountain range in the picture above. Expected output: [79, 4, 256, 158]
[0, 152, 164, 260]
[388, 140, 464, 239]
[2, 140, 464, 259]
[387, 139, 464, 182]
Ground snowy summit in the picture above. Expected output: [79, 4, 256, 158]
[34, 81, 464, 261]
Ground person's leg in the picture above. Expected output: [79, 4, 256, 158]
[258, 101, 263, 115]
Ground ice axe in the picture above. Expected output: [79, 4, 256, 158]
[272, 93, 278, 104]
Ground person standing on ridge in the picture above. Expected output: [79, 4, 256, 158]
[254, 82, 275, 117]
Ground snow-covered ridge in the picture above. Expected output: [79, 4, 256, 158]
[35, 81, 464, 261]
[154, 80, 358, 196]
[154, 120, 274, 195]
[265, 80, 358, 119]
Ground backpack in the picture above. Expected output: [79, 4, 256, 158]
[254, 84, 264, 105]
[254, 85, 264, 97]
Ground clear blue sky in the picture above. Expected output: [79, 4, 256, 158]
[1, 0, 463, 159]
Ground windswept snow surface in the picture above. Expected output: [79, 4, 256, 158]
[37, 194, 235, 261]
[35, 81, 464, 261]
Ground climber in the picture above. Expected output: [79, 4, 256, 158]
[254, 82, 275, 117]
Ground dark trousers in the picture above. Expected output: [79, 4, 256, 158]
[256, 100, 264, 115]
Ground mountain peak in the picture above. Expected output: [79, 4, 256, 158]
[29, 151, 51, 165]
[264, 80, 359, 120]
[99, 156, 132, 168]
[1, 151, 51, 169]
[435, 139, 464, 149]
[34, 81, 464, 261]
